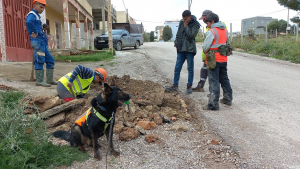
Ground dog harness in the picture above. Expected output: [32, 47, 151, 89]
[75, 107, 112, 133]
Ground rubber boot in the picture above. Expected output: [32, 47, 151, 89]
[192, 81, 205, 92]
[46, 69, 58, 85]
[35, 70, 51, 87]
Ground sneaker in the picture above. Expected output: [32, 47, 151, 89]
[186, 85, 192, 95]
[202, 105, 219, 111]
[164, 85, 178, 93]
[220, 99, 232, 106]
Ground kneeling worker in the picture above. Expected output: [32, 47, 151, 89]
[57, 65, 107, 102]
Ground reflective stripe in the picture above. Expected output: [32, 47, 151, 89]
[200, 78, 207, 81]
[211, 28, 219, 45]
[226, 29, 228, 39]
[93, 108, 108, 122]
[27, 11, 40, 20]
[75, 77, 83, 95]
[37, 52, 45, 56]
[211, 43, 226, 48]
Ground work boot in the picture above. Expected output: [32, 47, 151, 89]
[46, 68, 58, 85]
[192, 81, 205, 92]
[35, 70, 51, 87]
[220, 98, 232, 106]
[202, 105, 219, 111]
[186, 85, 192, 95]
[164, 85, 178, 93]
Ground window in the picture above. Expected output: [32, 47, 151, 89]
[252, 21, 254, 24]
[261, 20, 264, 23]
[267, 21, 269, 23]
[245, 30, 247, 33]
[244, 22, 247, 26]
[45, 19, 50, 35]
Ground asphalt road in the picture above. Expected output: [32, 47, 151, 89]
[133, 42, 300, 168]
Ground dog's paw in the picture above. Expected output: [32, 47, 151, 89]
[111, 150, 120, 157]
[94, 153, 102, 161]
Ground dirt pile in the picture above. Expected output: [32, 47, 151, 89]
[23, 75, 194, 142]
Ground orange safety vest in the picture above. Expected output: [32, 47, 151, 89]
[206, 27, 228, 62]
[75, 108, 92, 126]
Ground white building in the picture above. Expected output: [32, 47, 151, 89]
[164, 20, 180, 41]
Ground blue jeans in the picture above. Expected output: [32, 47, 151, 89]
[173, 52, 194, 86]
[30, 40, 55, 70]
[208, 62, 233, 109]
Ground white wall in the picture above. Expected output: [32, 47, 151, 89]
[165, 22, 179, 41]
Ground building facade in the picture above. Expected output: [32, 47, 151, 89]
[164, 20, 180, 41]
[241, 16, 278, 35]
[0, 0, 94, 62]
[117, 11, 136, 24]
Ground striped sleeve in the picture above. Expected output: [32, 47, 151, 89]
[69, 65, 94, 82]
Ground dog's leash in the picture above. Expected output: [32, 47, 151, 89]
[106, 111, 115, 169]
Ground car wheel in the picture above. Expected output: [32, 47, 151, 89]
[134, 41, 140, 49]
[116, 41, 122, 51]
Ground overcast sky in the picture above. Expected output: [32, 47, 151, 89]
[111, 0, 299, 32]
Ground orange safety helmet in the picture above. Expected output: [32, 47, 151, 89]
[95, 68, 107, 82]
[33, 0, 48, 6]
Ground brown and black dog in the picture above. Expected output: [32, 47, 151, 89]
[53, 83, 131, 160]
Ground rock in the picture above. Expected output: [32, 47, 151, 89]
[153, 87, 165, 106]
[135, 125, 146, 135]
[160, 114, 171, 123]
[124, 100, 136, 114]
[113, 122, 124, 133]
[131, 99, 152, 106]
[153, 114, 163, 125]
[212, 139, 219, 145]
[26, 128, 32, 134]
[32, 95, 51, 104]
[180, 99, 188, 112]
[171, 117, 177, 121]
[145, 105, 153, 112]
[136, 121, 156, 130]
[45, 112, 66, 128]
[119, 127, 140, 141]
[167, 124, 188, 132]
[23, 108, 35, 114]
[145, 135, 158, 143]
[123, 121, 134, 128]
[38, 97, 62, 112]
[55, 123, 70, 132]
[185, 113, 192, 120]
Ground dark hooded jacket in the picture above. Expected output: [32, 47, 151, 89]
[174, 15, 200, 55]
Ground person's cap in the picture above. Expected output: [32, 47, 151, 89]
[33, 0, 48, 6]
[199, 10, 212, 20]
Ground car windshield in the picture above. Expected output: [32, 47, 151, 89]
[105, 30, 123, 35]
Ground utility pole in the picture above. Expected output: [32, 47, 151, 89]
[126, 9, 129, 23]
[294, 25, 296, 35]
[296, 23, 299, 41]
[265, 24, 268, 43]
[230, 23, 232, 41]
[108, 0, 113, 53]
[188, 0, 191, 11]
[286, 8, 289, 36]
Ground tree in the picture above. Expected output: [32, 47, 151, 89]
[277, 0, 300, 11]
[247, 29, 256, 41]
[162, 26, 173, 42]
[143, 33, 149, 42]
[264, 20, 290, 32]
[150, 31, 155, 42]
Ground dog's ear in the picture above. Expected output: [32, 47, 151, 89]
[104, 83, 113, 94]
[110, 78, 116, 86]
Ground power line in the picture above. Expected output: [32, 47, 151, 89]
[122, 0, 126, 11]
[226, 9, 288, 22]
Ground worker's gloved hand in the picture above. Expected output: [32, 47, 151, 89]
[67, 82, 73, 88]
[31, 32, 38, 38]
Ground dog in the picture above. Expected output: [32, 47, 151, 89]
[52, 83, 131, 160]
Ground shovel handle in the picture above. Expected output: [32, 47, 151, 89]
[69, 86, 76, 99]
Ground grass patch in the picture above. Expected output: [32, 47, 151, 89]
[0, 90, 90, 169]
[55, 51, 114, 62]
[108, 62, 116, 66]
[231, 35, 300, 63]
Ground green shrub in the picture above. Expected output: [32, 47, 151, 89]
[0, 91, 89, 168]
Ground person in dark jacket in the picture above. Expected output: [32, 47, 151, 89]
[165, 10, 200, 94]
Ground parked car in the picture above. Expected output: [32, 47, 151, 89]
[94, 23, 144, 51]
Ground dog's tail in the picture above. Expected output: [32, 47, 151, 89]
[52, 130, 71, 142]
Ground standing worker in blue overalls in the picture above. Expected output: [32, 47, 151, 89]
[26, 0, 57, 87]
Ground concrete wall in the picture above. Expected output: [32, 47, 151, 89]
[86, 0, 105, 9]
[165, 22, 179, 41]
[117, 11, 127, 23]
[77, 0, 93, 16]
[46, 6, 65, 38]
[241, 17, 278, 35]
[72, 23, 94, 48]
